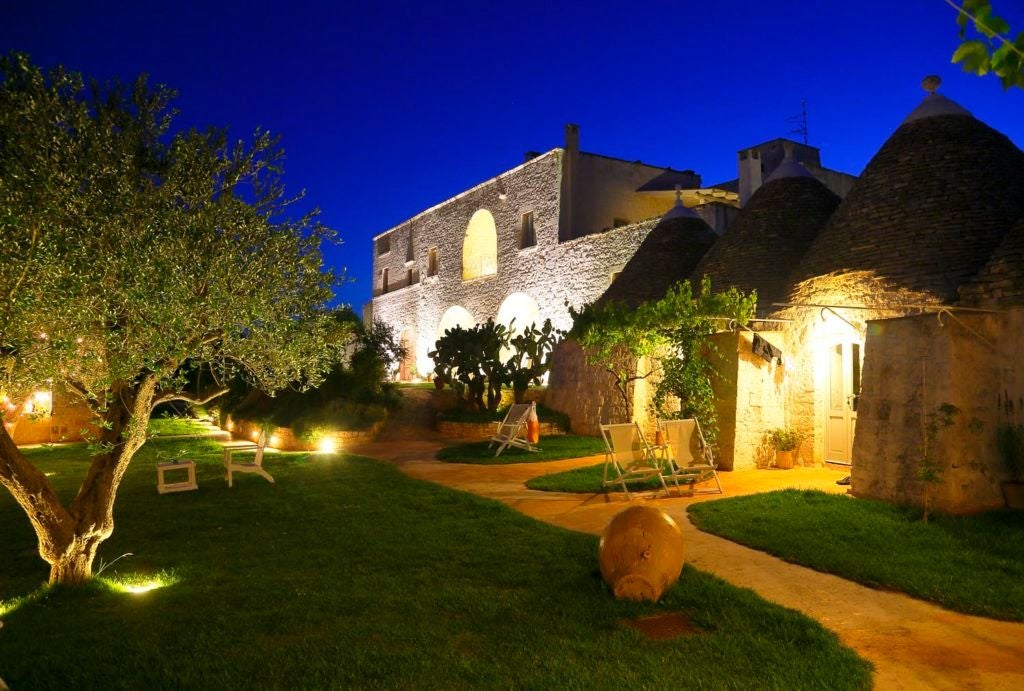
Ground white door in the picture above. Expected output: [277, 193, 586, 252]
[825, 342, 862, 464]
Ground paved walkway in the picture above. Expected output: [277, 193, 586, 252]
[347, 396, 1024, 690]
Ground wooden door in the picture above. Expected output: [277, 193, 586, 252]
[825, 342, 861, 464]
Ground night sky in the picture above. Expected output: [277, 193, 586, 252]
[4, 0, 1022, 309]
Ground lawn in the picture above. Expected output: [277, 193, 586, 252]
[527, 461, 680, 493]
[146, 415, 212, 437]
[436, 434, 605, 464]
[688, 489, 1024, 621]
[0, 440, 871, 688]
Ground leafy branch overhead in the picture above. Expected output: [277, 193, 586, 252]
[950, 0, 1024, 89]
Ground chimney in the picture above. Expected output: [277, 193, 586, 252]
[559, 124, 579, 241]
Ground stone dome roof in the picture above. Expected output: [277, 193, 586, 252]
[785, 100, 1024, 307]
[692, 174, 840, 316]
[597, 215, 717, 309]
[959, 216, 1024, 307]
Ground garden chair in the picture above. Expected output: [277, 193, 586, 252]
[223, 429, 274, 488]
[489, 403, 537, 456]
[657, 418, 722, 495]
[600, 422, 670, 500]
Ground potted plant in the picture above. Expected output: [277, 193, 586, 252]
[997, 422, 1024, 509]
[768, 427, 804, 469]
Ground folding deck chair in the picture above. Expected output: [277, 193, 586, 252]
[488, 403, 538, 457]
[223, 429, 274, 488]
[600, 422, 670, 500]
[657, 418, 722, 495]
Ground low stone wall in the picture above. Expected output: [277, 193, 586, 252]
[226, 416, 382, 452]
[436, 420, 565, 441]
[545, 338, 635, 435]
[10, 388, 95, 445]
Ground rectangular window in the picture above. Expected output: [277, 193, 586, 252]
[376, 235, 391, 256]
[427, 247, 438, 277]
[406, 228, 415, 262]
[519, 211, 536, 249]
[381, 268, 389, 293]
[406, 268, 414, 287]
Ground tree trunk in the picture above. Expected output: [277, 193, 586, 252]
[513, 386, 526, 404]
[0, 375, 157, 586]
[49, 537, 102, 584]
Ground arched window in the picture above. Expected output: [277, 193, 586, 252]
[496, 292, 540, 362]
[437, 305, 475, 340]
[462, 209, 498, 280]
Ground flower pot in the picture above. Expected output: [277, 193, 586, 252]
[1001, 481, 1024, 510]
[775, 450, 794, 470]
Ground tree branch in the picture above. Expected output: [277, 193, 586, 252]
[946, 0, 1024, 61]
[150, 386, 230, 410]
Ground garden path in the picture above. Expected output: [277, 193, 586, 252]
[347, 401, 1024, 691]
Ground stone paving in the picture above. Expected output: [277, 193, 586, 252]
[348, 415, 1024, 691]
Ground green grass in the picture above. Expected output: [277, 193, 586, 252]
[437, 403, 569, 430]
[436, 434, 605, 464]
[526, 462, 671, 493]
[146, 415, 211, 437]
[688, 489, 1024, 621]
[0, 441, 871, 688]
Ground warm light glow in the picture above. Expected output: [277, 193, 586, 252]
[106, 573, 177, 595]
[269, 435, 281, 448]
[251, 431, 260, 441]
[317, 437, 338, 454]
[22, 389, 53, 416]
[226, 420, 235, 431]
[462, 209, 498, 280]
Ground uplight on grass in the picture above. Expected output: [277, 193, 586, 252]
[105, 572, 178, 596]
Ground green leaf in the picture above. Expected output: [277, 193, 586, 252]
[952, 39, 992, 74]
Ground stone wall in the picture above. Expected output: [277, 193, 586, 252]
[436, 420, 565, 441]
[9, 388, 95, 445]
[228, 417, 382, 453]
[709, 331, 789, 470]
[370, 146, 683, 380]
[853, 309, 1024, 513]
[546, 338, 634, 436]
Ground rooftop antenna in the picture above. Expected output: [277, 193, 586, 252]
[786, 99, 809, 145]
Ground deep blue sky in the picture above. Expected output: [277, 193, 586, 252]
[4, 1, 1022, 309]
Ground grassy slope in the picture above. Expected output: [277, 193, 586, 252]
[0, 442, 870, 688]
[146, 416, 211, 437]
[688, 489, 1024, 621]
[436, 435, 605, 464]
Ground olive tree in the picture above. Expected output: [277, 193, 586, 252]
[0, 54, 345, 584]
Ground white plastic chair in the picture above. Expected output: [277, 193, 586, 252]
[223, 429, 274, 488]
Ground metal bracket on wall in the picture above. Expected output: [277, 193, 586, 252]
[936, 308, 996, 350]
[819, 306, 861, 332]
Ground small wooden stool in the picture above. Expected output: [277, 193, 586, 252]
[156, 460, 198, 494]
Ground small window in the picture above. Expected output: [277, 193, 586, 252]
[406, 228, 415, 262]
[381, 268, 389, 293]
[613, 218, 629, 228]
[519, 211, 536, 249]
[406, 268, 414, 286]
[376, 235, 391, 256]
[427, 247, 439, 277]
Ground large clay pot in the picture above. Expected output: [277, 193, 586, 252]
[775, 450, 794, 469]
[599, 506, 684, 601]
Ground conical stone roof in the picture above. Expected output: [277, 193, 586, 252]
[959, 216, 1024, 307]
[786, 97, 1024, 307]
[597, 214, 717, 309]
[692, 172, 840, 316]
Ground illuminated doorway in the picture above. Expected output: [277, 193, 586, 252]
[825, 341, 862, 464]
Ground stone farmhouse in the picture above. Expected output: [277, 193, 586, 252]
[548, 81, 1024, 514]
[369, 125, 853, 380]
